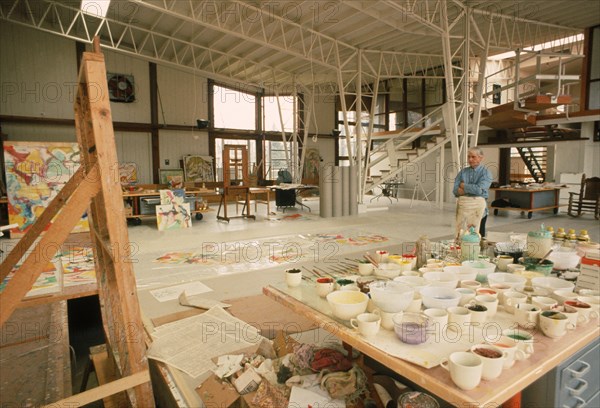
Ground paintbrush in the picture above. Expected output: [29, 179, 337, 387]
[364, 253, 379, 268]
[302, 265, 321, 277]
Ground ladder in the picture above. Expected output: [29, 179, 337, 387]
[0, 38, 154, 406]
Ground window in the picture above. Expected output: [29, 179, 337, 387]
[264, 140, 295, 180]
[214, 138, 256, 182]
[262, 95, 297, 133]
[212, 85, 256, 130]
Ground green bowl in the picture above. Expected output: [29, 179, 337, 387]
[520, 257, 554, 276]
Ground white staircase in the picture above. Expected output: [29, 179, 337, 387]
[364, 105, 450, 194]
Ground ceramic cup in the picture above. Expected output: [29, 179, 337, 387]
[476, 288, 498, 299]
[502, 328, 535, 358]
[447, 306, 471, 332]
[553, 306, 585, 330]
[495, 255, 514, 272]
[490, 336, 527, 368]
[375, 309, 398, 331]
[564, 300, 599, 323]
[357, 262, 374, 276]
[350, 312, 381, 338]
[285, 268, 302, 287]
[503, 291, 528, 314]
[424, 308, 448, 332]
[514, 303, 541, 329]
[373, 250, 389, 264]
[455, 288, 476, 306]
[577, 296, 600, 311]
[473, 294, 499, 317]
[539, 310, 572, 338]
[467, 304, 488, 325]
[460, 280, 481, 290]
[507, 264, 526, 274]
[470, 344, 508, 380]
[315, 277, 336, 298]
[440, 351, 483, 390]
[406, 293, 423, 313]
[532, 296, 558, 311]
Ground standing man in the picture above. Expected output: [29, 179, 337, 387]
[453, 147, 493, 240]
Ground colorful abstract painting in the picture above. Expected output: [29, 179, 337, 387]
[118, 162, 138, 185]
[156, 203, 192, 231]
[183, 155, 214, 182]
[159, 168, 184, 185]
[159, 189, 186, 205]
[3, 141, 89, 237]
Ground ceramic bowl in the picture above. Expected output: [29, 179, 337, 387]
[462, 260, 496, 283]
[369, 281, 415, 313]
[520, 257, 554, 276]
[420, 286, 461, 309]
[548, 250, 581, 270]
[392, 312, 429, 345]
[422, 272, 459, 288]
[487, 273, 527, 291]
[531, 277, 575, 296]
[374, 263, 402, 278]
[443, 265, 477, 282]
[552, 289, 579, 304]
[393, 275, 430, 292]
[326, 290, 369, 320]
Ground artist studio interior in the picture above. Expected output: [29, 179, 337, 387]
[1, 1, 599, 407]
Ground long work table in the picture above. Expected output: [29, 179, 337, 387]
[263, 283, 599, 407]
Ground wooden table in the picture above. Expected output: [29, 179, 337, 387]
[263, 284, 599, 406]
[490, 187, 562, 219]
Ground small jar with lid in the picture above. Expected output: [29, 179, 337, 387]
[555, 227, 566, 240]
[526, 225, 553, 259]
[546, 226, 555, 238]
[566, 229, 577, 241]
[577, 229, 590, 242]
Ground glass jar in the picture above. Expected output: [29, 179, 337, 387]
[526, 225, 553, 259]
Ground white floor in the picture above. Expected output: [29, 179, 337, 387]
[130, 195, 599, 319]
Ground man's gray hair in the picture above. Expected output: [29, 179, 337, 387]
[469, 146, 484, 157]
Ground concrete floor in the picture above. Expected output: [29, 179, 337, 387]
[130, 194, 599, 318]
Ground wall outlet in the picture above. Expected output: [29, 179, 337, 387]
[165, 159, 170, 165]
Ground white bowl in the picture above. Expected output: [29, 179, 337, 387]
[531, 277, 575, 296]
[326, 290, 369, 320]
[548, 251, 581, 270]
[443, 265, 477, 282]
[422, 271, 459, 288]
[462, 260, 496, 283]
[369, 281, 414, 312]
[393, 276, 429, 291]
[374, 263, 402, 278]
[487, 273, 527, 291]
[552, 289, 579, 304]
[420, 286, 461, 309]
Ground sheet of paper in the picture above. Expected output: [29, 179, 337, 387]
[150, 281, 213, 302]
[148, 306, 263, 378]
[288, 385, 346, 408]
[178, 291, 231, 309]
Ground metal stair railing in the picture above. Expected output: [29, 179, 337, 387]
[517, 147, 546, 183]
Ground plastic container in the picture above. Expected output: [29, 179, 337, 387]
[461, 227, 481, 262]
[526, 225, 553, 259]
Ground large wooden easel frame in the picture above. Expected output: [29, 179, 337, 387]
[0, 38, 154, 406]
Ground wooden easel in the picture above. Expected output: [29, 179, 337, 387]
[217, 145, 255, 222]
[0, 38, 154, 406]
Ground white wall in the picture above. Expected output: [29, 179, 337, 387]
[157, 65, 208, 126]
[158, 130, 210, 170]
[0, 23, 77, 119]
[114, 131, 152, 183]
[309, 94, 335, 135]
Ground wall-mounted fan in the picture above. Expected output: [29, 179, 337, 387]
[107, 73, 135, 103]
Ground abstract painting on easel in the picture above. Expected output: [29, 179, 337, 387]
[3, 141, 90, 237]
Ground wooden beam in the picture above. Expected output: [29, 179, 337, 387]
[0, 165, 100, 326]
[0, 167, 87, 282]
[41, 370, 150, 408]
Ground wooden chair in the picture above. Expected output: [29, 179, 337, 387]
[567, 174, 600, 219]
